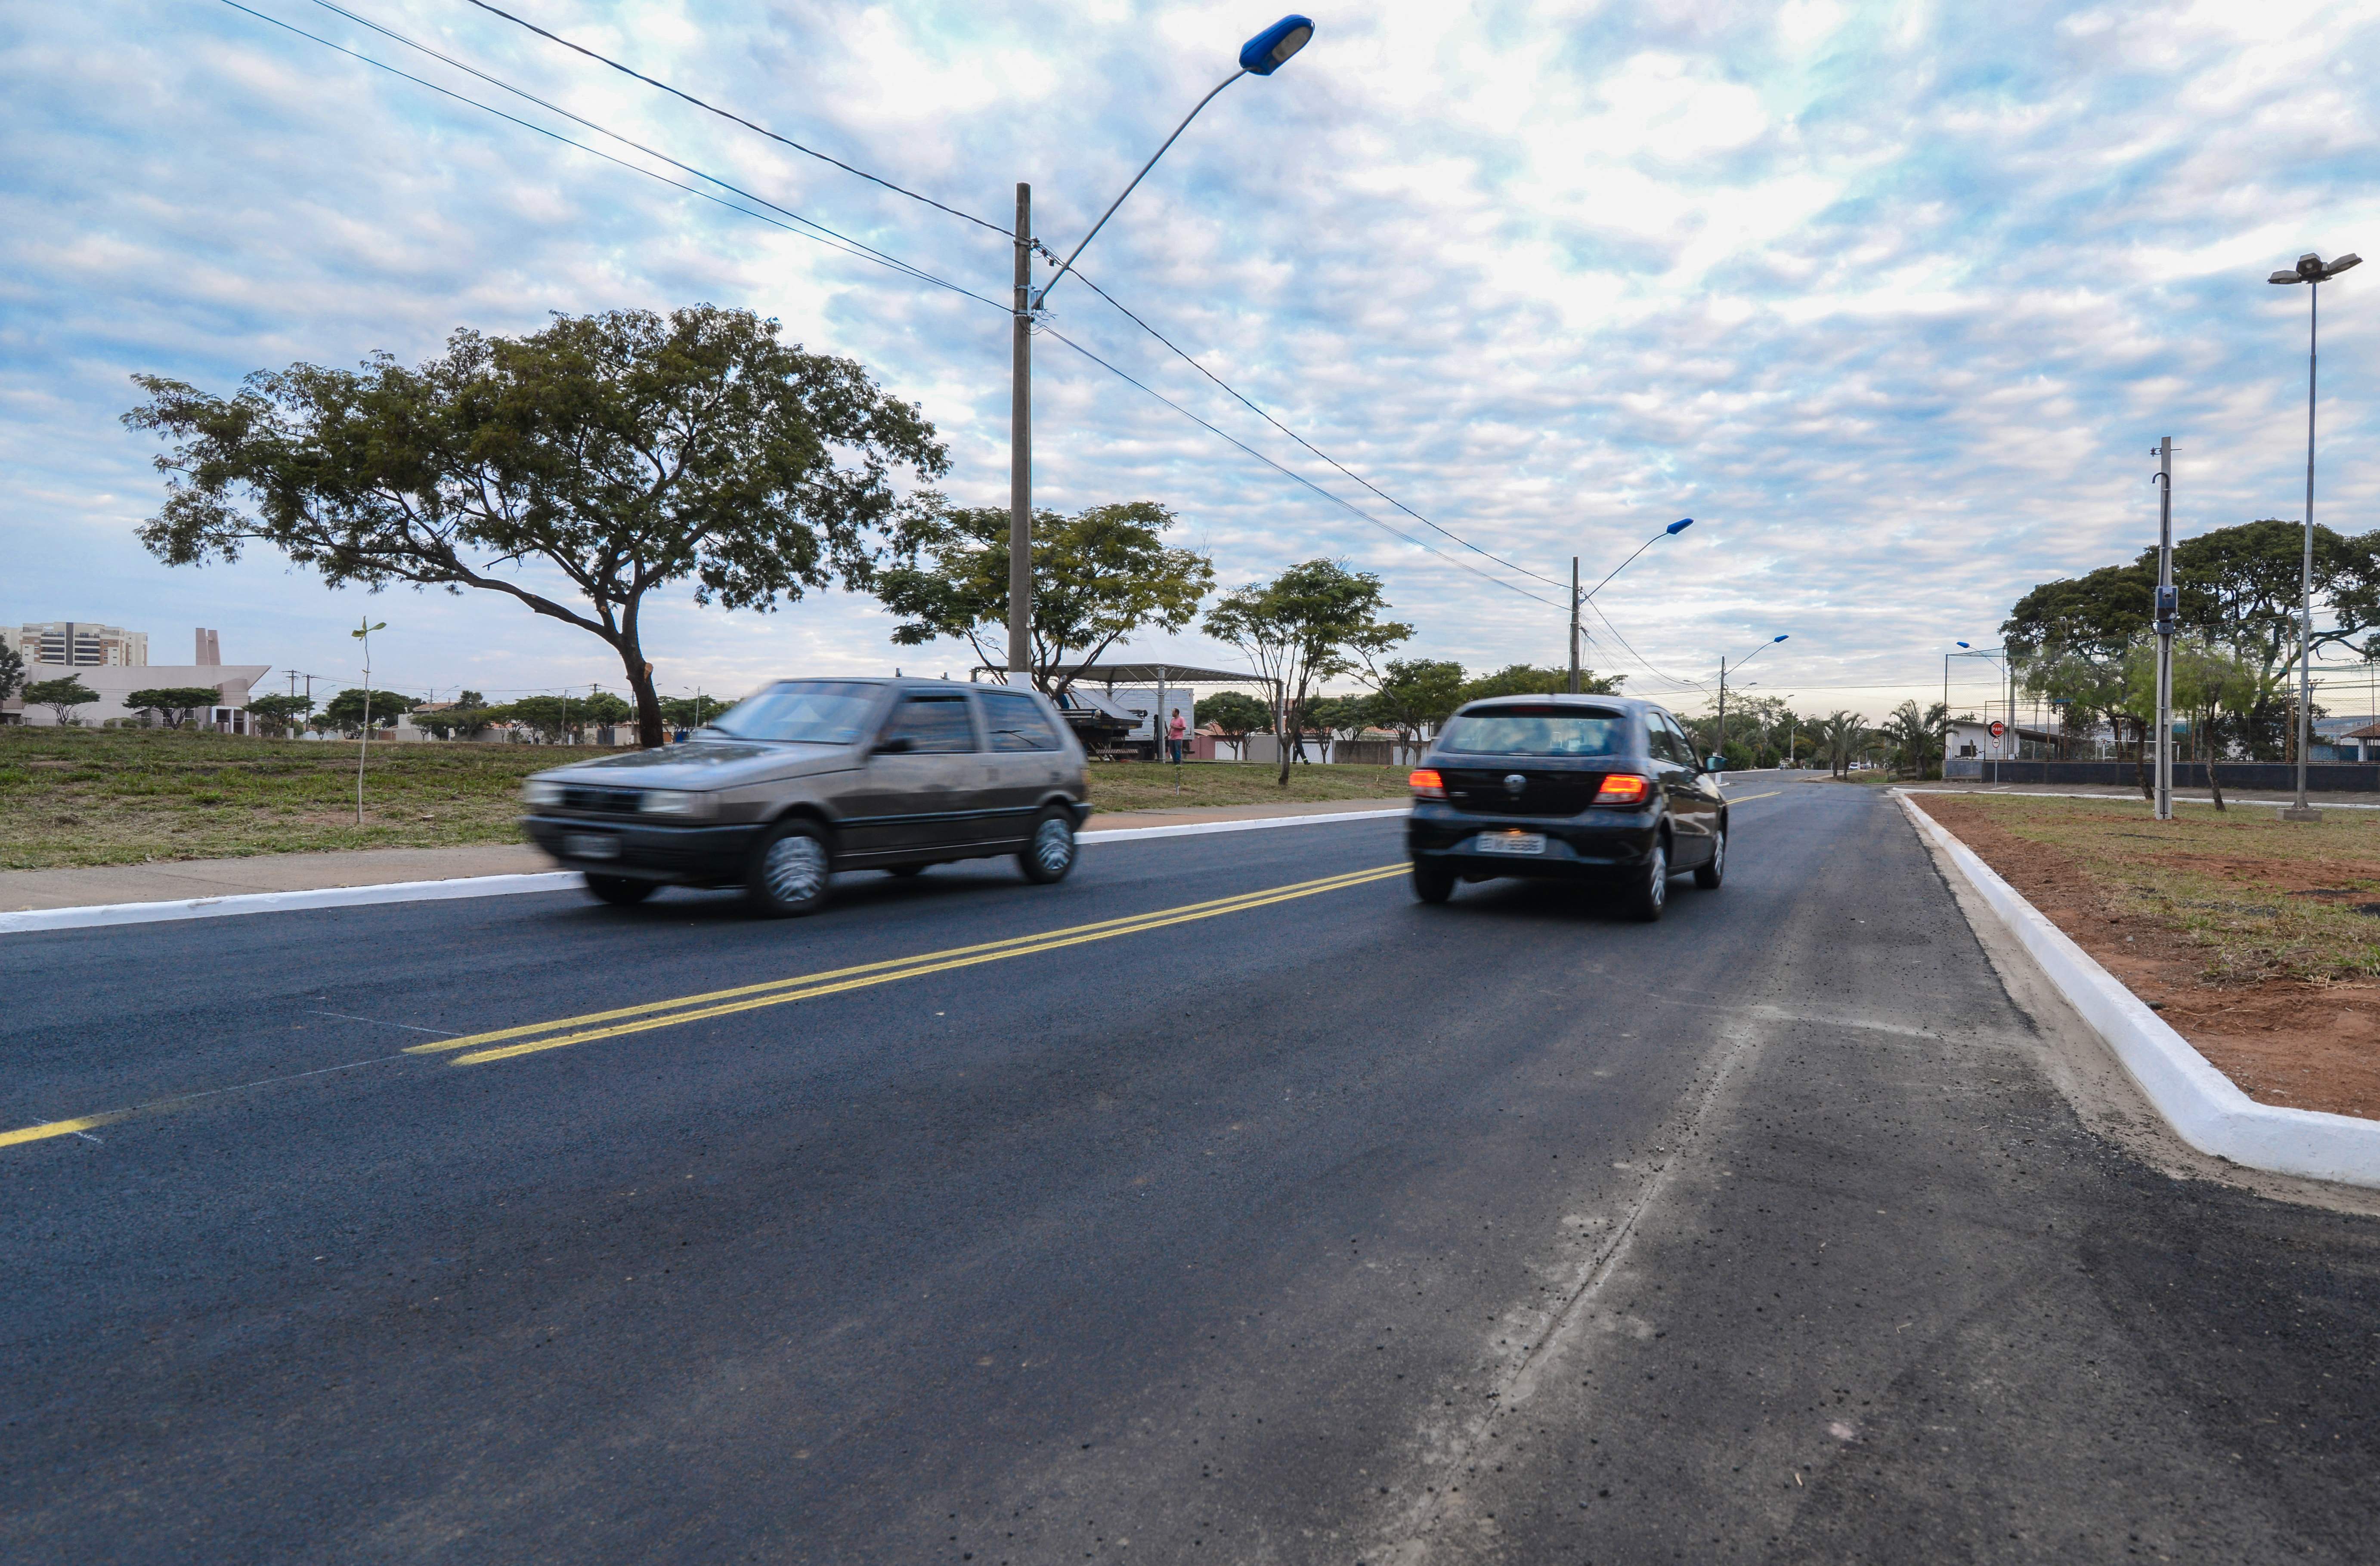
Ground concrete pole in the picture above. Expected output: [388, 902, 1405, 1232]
[1568, 557, 1581, 695]
[2155, 435, 2175, 821]
[1007, 183, 1034, 691]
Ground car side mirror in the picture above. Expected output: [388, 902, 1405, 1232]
[1705, 754, 1725, 773]
[873, 734, 914, 756]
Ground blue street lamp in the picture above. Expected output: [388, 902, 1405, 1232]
[1005, 17, 1316, 684]
[1568, 519, 1693, 693]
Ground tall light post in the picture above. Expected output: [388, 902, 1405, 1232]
[1712, 634, 1788, 773]
[1006, 15, 1314, 689]
[2151, 436, 2177, 822]
[1945, 642, 2007, 780]
[1570, 518, 1692, 693]
[2267, 249, 2360, 820]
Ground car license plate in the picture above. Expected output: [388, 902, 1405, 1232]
[563, 832, 622, 860]
[1476, 831, 1546, 856]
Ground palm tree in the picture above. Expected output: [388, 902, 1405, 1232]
[1817, 710, 1869, 778]
[1881, 700, 1950, 779]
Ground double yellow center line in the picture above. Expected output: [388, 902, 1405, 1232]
[2, 861, 1405, 1151]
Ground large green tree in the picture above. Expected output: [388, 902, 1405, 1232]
[322, 688, 419, 734]
[1366, 658, 1466, 750]
[245, 692, 315, 738]
[1205, 560, 1411, 785]
[0, 642, 24, 708]
[24, 676, 98, 727]
[123, 305, 946, 749]
[123, 686, 230, 728]
[1195, 692, 1270, 758]
[877, 499, 1213, 695]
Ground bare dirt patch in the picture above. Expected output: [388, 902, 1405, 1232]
[1919, 794, 2380, 1121]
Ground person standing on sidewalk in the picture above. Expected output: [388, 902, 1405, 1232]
[1167, 708, 1188, 765]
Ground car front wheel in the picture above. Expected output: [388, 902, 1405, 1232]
[585, 874, 656, 906]
[1622, 837, 1668, 922]
[1412, 860, 1455, 904]
[747, 819, 833, 917]
[1693, 823, 1726, 890]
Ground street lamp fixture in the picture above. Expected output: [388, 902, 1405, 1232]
[2267, 250, 2360, 819]
[1005, 16, 1316, 686]
[1568, 518, 1693, 693]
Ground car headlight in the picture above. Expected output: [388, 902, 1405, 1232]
[638, 789, 715, 819]
[522, 780, 565, 807]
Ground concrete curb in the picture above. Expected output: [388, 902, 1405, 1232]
[1897, 790, 2380, 1189]
[0, 806, 1411, 937]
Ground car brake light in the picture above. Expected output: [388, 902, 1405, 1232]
[1594, 772, 1651, 805]
[1409, 768, 1446, 799]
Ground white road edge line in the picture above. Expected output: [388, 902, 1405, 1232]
[0, 806, 1412, 936]
[1897, 789, 2380, 1190]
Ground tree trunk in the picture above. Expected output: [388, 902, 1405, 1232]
[1275, 717, 1291, 786]
[618, 640, 664, 749]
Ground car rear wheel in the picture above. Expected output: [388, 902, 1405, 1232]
[585, 874, 656, 906]
[1622, 837, 1668, 922]
[1019, 808, 1077, 884]
[886, 863, 928, 878]
[747, 819, 832, 917]
[1693, 823, 1726, 890]
[1411, 861, 1455, 904]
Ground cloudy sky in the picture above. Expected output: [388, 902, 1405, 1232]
[6, 0, 2379, 722]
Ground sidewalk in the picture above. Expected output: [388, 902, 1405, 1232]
[0, 798, 1412, 914]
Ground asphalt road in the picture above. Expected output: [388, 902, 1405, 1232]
[5, 783, 2377, 1564]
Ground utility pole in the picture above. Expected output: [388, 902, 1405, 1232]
[1568, 557, 1581, 695]
[2153, 436, 2177, 821]
[1715, 657, 1727, 775]
[1007, 182, 1034, 692]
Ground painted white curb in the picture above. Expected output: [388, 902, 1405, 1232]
[0, 872, 587, 936]
[1905, 787, 2380, 812]
[0, 806, 1411, 937]
[1898, 791, 2380, 1189]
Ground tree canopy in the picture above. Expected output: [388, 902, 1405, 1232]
[321, 688, 419, 733]
[245, 692, 314, 738]
[24, 676, 98, 726]
[1457, 663, 1620, 702]
[124, 305, 946, 748]
[124, 686, 229, 727]
[0, 642, 24, 706]
[1205, 559, 1411, 784]
[878, 498, 1212, 695]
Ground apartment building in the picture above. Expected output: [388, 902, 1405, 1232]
[6, 621, 149, 667]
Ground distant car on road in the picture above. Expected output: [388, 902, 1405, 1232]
[520, 678, 1091, 916]
[1405, 694, 1725, 920]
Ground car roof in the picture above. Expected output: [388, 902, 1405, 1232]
[1456, 693, 1656, 714]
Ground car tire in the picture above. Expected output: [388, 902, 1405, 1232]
[1623, 835, 1669, 922]
[1693, 823, 1726, 890]
[1412, 861, 1455, 904]
[585, 874, 656, 906]
[747, 819, 833, 917]
[1019, 807, 1077, 884]
[887, 863, 928, 878]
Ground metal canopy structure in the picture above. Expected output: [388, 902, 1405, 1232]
[1050, 662, 1275, 689]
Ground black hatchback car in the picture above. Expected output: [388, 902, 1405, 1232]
[1405, 695, 1725, 920]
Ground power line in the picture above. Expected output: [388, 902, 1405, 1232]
[455, 0, 1012, 239]
[1054, 259, 1568, 590]
[1037, 325, 1562, 610]
[237, 0, 1003, 311]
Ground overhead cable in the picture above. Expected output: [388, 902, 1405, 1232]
[1040, 326, 1561, 609]
[455, 0, 1012, 239]
[1055, 261, 1566, 589]
[223, 0, 1005, 310]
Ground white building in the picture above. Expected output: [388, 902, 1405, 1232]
[4, 625, 266, 729]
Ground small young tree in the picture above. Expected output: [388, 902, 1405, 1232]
[124, 685, 232, 729]
[124, 305, 946, 749]
[878, 498, 1213, 693]
[24, 676, 99, 727]
[1204, 560, 1411, 785]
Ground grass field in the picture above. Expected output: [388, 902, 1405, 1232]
[0, 728, 1405, 870]
[1918, 792, 2380, 983]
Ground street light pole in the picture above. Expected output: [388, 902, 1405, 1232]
[1006, 17, 1313, 691]
[2269, 249, 2360, 821]
[1713, 634, 1787, 772]
[1569, 518, 1692, 695]
[2153, 436, 2176, 822]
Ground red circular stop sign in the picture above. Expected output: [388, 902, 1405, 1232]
[1988, 720, 2006, 738]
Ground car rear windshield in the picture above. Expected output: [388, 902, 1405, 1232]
[706, 681, 879, 744]
[1439, 708, 1628, 757]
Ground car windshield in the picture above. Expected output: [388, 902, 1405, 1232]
[705, 681, 879, 744]
[1439, 709, 1628, 757]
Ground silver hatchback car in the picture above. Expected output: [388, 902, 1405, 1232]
[519, 678, 1092, 916]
